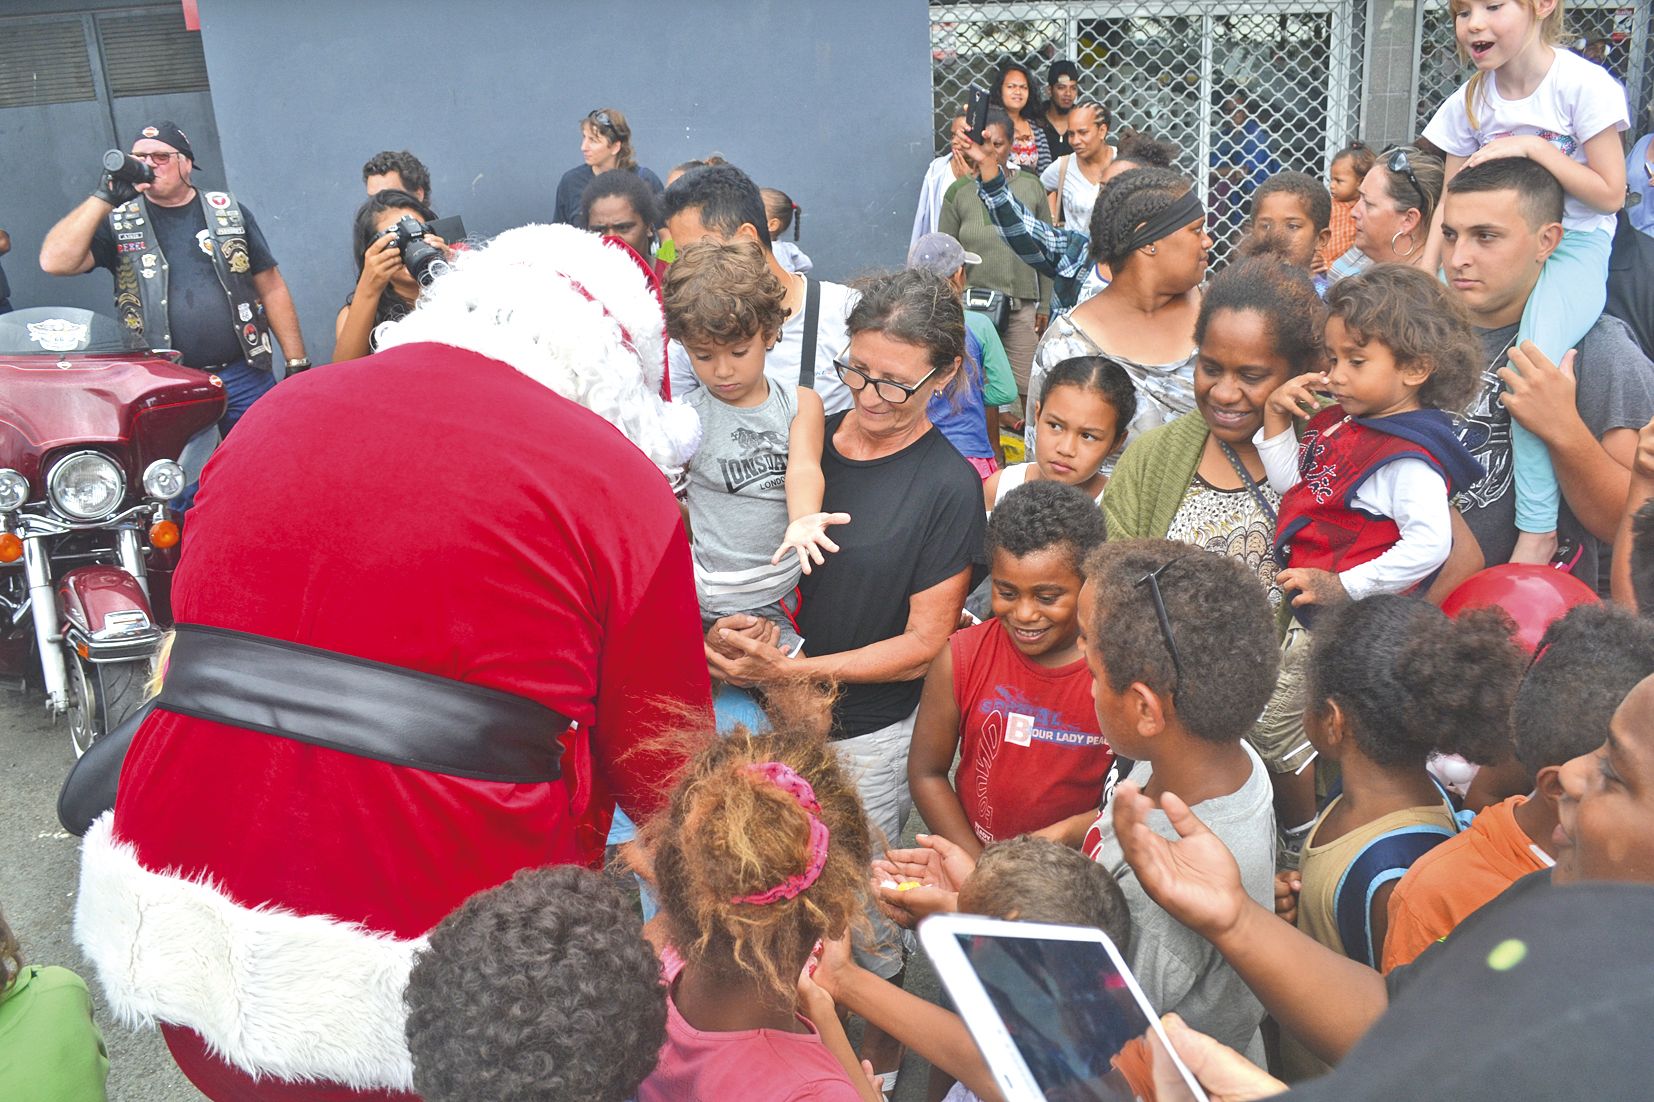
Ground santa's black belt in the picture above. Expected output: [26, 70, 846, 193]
[155, 623, 567, 783]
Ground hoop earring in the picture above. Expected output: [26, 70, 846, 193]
[1391, 230, 1418, 258]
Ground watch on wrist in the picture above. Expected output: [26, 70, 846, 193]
[285, 358, 312, 374]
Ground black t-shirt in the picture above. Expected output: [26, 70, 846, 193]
[552, 164, 666, 227]
[92, 196, 275, 367]
[1039, 117, 1073, 159]
[1608, 210, 1654, 360]
[798, 413, 987, 739]
[1282, 872, 1654, 1100]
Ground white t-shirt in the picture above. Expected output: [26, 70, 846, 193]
[1039, 155, 1103, 235]
[669, 278, 859, 415]
[1422, 48, 1629, 235]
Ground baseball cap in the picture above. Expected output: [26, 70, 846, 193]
[907, 233, 981, 278]
[131, 121, 194, 161]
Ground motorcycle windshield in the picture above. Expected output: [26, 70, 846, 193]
[0, 308, 128, 355]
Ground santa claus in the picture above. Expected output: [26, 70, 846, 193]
[73, 225, 711, 1100]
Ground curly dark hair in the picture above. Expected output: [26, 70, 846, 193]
[645, 722, 872, 1003]
[1113, 131, 1179, 170]
[362, 149, 431, 201]
[1251, 170, 1332, 233]
[986, 480, 1107, 577]
[405, 864, 665, 1102]
[1331, 140, 1377, 181]
[1305, 595, 1524, 768]
[1195, 256, 1327, 376]
[1323, 263, 1483, 412]
[958, 836, 1131, 942]
[581, 167, 662, 232]
[1634, 501, 1654, 616]
[1083, 539, 1280, 744]
[1089, 167, 1197, 269]
[1037, 355, 1137, 447]
[1514, 604, 1654, 777]
[663, 240, 787, 347]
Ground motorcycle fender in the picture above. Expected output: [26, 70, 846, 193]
[57, 566, 154, 636]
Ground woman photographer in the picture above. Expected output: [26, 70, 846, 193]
[334, 188, 442, 362]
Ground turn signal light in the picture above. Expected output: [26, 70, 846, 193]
[149, 520, 181, 549]
[0, 533, 20, 563]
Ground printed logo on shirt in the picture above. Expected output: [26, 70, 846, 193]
[976, 692, 1108, 749]
[718, 426, 790, 493]
[1480, 127, 1578, 158]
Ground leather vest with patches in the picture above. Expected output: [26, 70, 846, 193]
[108, 189, 272, 371]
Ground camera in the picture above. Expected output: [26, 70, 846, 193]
[382, 215, 449, 286]
[102, 149, 154, 186]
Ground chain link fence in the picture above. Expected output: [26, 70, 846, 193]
[930, 0, 1367, 264]
[1415, 0, 1652, 136]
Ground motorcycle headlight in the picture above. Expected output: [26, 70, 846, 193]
[47, 451, 125, 520]
[0, 469, 27, 512]
[142, 459, 187, 502]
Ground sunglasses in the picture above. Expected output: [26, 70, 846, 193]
[1135, 560, 1186, 696]
[135, 151, 179, 165]
[1386, 148, 1429, 211]
[834, 359, 941, 405]
[586, 109, 618, 137]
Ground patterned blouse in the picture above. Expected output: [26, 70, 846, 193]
[1165, 473, 1284, 610]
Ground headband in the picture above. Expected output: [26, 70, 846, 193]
[732, 762, 831, 906]
[1122, 190, 1205, 254]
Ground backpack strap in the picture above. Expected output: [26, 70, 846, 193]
[1332, 823, 1457, 968]
[798, 276, 821, 390]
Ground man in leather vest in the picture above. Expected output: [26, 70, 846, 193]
[39, 121, 309, 438]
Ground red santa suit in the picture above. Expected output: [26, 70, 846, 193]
[73, 226, 711, 1100]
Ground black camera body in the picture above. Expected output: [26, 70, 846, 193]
[102, 149, 154, 186]
[382, 215, 449, 286]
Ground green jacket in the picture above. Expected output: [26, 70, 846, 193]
[1104, 412, 1292, 635]
[939, 171, 1055, 309]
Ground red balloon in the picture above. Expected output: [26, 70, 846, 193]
[1440, 564, 1600, 652]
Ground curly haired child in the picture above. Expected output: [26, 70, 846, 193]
[638, 721, 882, 1101]
[1261, 265, 1486, 622]
[405, 865, 666, 1102]
[665, 240, 848, 655]
[910, 480, 1115, 859]
[1274, 594, 1523, 1078]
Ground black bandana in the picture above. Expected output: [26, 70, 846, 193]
[1123, 190, 1205, 253]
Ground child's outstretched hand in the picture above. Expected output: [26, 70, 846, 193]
[1265, 371, 1332, 430]
[1276, 567, 1348, 610]
[772, 512, 852, 574]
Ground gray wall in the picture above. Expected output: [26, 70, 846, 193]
[193, 0, 935, 364]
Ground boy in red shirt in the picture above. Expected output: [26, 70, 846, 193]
[909, 480, 1114, 858]
[1382, 603, 1654, 969]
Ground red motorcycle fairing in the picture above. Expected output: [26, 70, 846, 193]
[58, 565, 153, 635]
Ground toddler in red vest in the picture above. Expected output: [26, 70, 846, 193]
[1259, 264, 1485, 621]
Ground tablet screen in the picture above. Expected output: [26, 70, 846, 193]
[954, 932, 1155, 1102]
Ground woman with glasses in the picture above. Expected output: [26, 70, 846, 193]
[552, 107, 664, 227]
[1332, 145, 1444, 280]
[941, 109, 1055, 412]
[704, 270, 986, 1082]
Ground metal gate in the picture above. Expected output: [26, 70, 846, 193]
[930, 0, 1368, 261]
[1414, 0, 1652, 136]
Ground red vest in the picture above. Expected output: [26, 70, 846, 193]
[1273, 406, 1452, 575]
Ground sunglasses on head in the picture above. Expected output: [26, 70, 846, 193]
[586, 109, 617, 136]
[1135, 559, 1187, 697]
[1385, 147, 1429, 211]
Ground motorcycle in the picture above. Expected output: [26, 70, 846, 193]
[0, 307, 225, 756]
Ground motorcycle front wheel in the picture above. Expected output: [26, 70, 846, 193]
[66, 654, 154, 759]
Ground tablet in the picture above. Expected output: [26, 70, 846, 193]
[919, 914, 1208, 1102]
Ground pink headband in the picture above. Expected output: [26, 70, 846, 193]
[732, 762, 831, 906]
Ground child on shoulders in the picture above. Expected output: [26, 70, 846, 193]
[1261, 265, 1485, 622]
[664, 240, 848, 654]
[910, 480, 1114, 859]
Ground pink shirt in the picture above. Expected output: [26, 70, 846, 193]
[638, 953, 862, 1102]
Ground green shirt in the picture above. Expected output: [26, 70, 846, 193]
[0, 965, 109, 1101]
[939, 170, 1055, 309]
[965, 310, 1017, 407]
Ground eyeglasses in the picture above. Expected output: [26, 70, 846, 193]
[834, 359, 941, 405]
[135, 151, 178, 165]
[1386, 148, 1428, 212]
[586, 109, 617, 136]
[1135, 560, 1186, 695]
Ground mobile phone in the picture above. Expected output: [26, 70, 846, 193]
[967, 85, 992, 145]
[919, 914, 1209, 1102]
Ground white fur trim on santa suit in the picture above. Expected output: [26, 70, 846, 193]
[74, 813, 426, 1091]
[372, 223, 701, 489]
